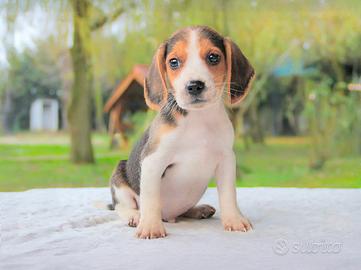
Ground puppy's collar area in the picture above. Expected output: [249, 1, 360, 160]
[160, 93, 188, 125]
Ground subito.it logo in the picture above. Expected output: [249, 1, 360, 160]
[273, 238, 289, 255]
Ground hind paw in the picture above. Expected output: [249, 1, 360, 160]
[128, 213, 140, 227]
[182, 204, 216, 219]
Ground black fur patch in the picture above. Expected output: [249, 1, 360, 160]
[160, 93, 187, 125]
[145, 79, 163, 105]
[165, 26, 226, 62]
[109, 159, 128, 207]
[107, 204, 115, 210]
[125, 128, 151, 195]
[165, 31, 187, 59]
[198, 26, 226, 56]
[226, 39, 255, 102]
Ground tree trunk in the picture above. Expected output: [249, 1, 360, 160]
[68, 0, 94, 163]
[94, 79, 106, 131]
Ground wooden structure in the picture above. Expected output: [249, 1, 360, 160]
[104, 64, 149, 147]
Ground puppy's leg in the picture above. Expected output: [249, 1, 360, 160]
[113, 184, 140, 227]
[135, 154, 168, 239]
[216, 151, 252, 232]
[181, 204, 216, 219]
[110, 161, 140, 227]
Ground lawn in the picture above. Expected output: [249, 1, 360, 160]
[0, 133, 360, 191]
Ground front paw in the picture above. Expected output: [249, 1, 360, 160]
[135, 219, 167, 239]
[222, 214, 252, 232]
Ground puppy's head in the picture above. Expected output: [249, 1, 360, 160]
[144, 26, 255, 111]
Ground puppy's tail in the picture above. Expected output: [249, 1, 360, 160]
[94, 160, 129, 211]
[109, 159, 129, 209]
[107, 204, 115, 210]
[93, 201, 115, 210]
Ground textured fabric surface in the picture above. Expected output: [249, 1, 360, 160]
[1, 188, 360, 270]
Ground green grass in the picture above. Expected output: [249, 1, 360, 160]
[0, 134, 360, 191]
[233, 138, 361, 188]
[0, 133, 125, 191]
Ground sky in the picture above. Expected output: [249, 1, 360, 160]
[0, 3, 126, 69]
[0, 6, 55, 67]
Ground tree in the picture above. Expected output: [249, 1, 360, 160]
[5, 48, 62, 131]
[1, 0, 128, 163]
[68, 0, 127, 163]
[68, 0, 94, 163]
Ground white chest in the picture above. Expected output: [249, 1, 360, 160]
[158, 103, 234, 219]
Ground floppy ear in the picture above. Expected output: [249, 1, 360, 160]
[144, 43, 168, 111]
[224, 38, 255, 105]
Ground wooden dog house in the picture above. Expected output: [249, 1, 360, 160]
[104, 64, 149, 147]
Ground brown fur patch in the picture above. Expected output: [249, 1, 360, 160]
[153, 122, 176, 146]
[144, 44, 168, 111]
[224, 38, 255, 104]
[166, 38, 189, 86]
[198, 37, 227, 94]
[158, 122, 175, 137]
[141, 118, 176, 159]
[172, 109, 186, 121]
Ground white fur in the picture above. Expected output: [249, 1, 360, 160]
[173, 30, 220, 110]
[140, 101, 235, 221]
[112, 184, 139, 223]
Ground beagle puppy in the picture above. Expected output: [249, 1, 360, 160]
[109, 26, 255, 239]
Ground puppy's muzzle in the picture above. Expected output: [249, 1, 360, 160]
[186, 80, 205, 96]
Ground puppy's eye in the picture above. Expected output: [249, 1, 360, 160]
[207, 53, 220, 65]
[169, 58, 180, 69]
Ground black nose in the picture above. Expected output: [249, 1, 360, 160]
[186, 80, 205, 96]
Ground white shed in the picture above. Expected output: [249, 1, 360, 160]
[30, 98, 59, 131]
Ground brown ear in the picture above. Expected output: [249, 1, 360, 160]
[224, 38, 255, 105]
[144, 43, 168, 111]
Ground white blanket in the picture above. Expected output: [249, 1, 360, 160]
[1, 188, 360, 270]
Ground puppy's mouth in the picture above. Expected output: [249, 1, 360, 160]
[175, 86, 221, 110]
[191, 98, 206, 104]
[178, 97, 215, 110]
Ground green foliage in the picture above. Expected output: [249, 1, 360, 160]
[6, 48, 62, 131]
[1, 135, 360, 191]
[304, 76, 361, 169]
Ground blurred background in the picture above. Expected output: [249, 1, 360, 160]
[0, 0, 360, 191]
